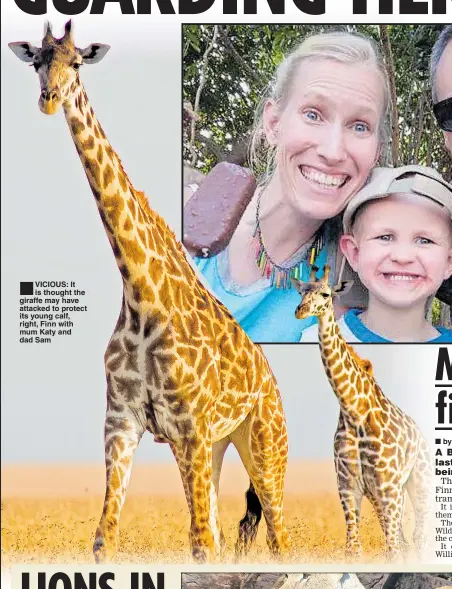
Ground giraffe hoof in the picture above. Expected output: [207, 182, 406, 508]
[345, 546, 362, 560]
[282, 532, 292, 551]
[192, 547, 209, 563]
[216, 531, 226, 557]
[93, 538, 113, 564]
[386, 550, 403, 564]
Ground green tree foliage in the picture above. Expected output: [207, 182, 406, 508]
[183, 24, 451, 326]
[183, 25, 450, 181]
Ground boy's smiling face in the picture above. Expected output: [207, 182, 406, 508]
[340, 194, 452, 309]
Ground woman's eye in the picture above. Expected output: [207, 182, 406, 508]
[304, 110, 320, 122]
[353, 122, 370, 133]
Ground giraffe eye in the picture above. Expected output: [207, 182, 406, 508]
[320, 292, 330, 298]
[72, 62, 81, 70]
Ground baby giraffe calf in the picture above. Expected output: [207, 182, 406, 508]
[291, 265, 433, 560]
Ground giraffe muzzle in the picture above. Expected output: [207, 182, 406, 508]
[295, 304, 310, 320]
[39, 89, 61, 115]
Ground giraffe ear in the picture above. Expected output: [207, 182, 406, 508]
[8, 42, 39, 63]
[360, 358, 373, 376]
[79, 43, 111, 64]
[331, 280, 354, 297]
[290, 277, 308, 294]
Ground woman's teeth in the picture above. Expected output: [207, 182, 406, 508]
[300, 167, 348, 188]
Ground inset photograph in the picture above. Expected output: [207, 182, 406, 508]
[182, 573, 452, 589]
[183, 25, 452, 344]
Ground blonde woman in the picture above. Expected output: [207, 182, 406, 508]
[188, 31, 390, 342]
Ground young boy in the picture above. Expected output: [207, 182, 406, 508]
[300, 165, 452, 342]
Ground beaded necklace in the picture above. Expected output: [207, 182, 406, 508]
[252, 189, 324, 289]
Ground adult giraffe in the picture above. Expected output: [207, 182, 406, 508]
[9, 21, 290, 563]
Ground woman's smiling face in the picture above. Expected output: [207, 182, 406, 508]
[264, 58, 384, 221]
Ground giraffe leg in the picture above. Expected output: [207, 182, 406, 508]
[405, 447, 434, 558]
[372, 486, 406, 561]
[368, 492, 409, 554]
[93, 410, 144, 563]
[211, 437, 230, 553]
[171, 424, 216, 563]
[336, 475, 364, 557]
[231, 397, 290, 557]
[397, 492, 409, 550]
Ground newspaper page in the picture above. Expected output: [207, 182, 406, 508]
[2, 2, 452, 589]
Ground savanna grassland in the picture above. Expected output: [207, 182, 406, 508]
[1, 462, 416, 567]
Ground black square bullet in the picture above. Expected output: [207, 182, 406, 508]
[20, 282, 34, 296]
[436, 439, 441, 444]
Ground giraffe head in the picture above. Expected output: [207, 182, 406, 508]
[9, 20, 110, 115]
[291, 265, 353, 319]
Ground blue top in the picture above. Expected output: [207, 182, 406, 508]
[194, 242, 329, 343]
[343, 308, 452, 343]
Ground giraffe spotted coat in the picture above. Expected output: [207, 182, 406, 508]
[9, 21, 290, 564]
[292, 266, 433, 560]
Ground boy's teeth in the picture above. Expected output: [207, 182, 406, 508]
[301, 167, 347, 187]
[386, 274, 418, 281]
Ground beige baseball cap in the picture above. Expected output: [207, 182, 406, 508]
[343, 165, 452, 234]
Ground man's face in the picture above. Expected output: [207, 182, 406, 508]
[436, 40, 452, 154]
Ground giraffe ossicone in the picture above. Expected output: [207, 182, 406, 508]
[9, 20, 291, 564]
[292, 265, 433, 561]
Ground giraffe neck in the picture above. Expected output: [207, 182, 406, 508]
[62, 82, 176, 302]
[317, 304, 375, 422]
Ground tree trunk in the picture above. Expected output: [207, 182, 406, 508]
[439, 301, 452, 328]
[379, 25, 399, 166]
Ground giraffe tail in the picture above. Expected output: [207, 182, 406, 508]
[235, 481, 262, 558]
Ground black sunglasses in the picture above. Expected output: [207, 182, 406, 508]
[433, 97, 452, 132]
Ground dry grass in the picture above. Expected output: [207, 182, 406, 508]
[1, 463, 417, 567]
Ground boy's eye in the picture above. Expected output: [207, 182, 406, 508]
[416, 236, 434, 245]
[376, 234, 393, 241]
